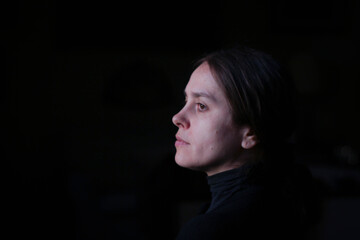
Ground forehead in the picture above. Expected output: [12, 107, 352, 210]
[185, 63, 221, 95]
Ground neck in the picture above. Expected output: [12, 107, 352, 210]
[206, 164, 252, 213]
[206, 147, 263, 176]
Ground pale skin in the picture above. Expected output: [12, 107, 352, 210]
[172, 62, 260, 176]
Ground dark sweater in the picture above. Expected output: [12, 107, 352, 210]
[176, 163, 313, 239]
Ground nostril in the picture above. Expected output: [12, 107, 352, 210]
[173, 114, 183, 128]
[172, 108, 190, 129]
[173, 111, 186, 128]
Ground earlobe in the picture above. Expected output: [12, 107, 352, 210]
[240, 127, 258, 149]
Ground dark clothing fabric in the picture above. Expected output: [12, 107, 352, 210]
[206, 164, 254, 213]
[176, 163, 314, 240]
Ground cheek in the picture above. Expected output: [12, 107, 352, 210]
[207, 125, 239, 154]
[192, 126, 225, 155]
[191, 121, 217, 144]
[190, 114, 238, 154]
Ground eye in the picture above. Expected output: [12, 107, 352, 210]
[197, 103, 207, 112]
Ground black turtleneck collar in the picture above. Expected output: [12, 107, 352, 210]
[206, 164, 254, 213]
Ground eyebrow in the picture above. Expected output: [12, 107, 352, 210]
[184, 90, 216, 101]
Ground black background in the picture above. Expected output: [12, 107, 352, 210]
[3, 0, 360, 239]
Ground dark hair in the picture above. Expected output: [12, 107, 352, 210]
[196, 48, 320, 231]
[196, 46, 297, 162]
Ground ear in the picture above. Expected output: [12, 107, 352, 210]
[240, 126, 259, 149]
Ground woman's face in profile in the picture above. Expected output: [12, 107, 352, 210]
[172, 63, 246, 176]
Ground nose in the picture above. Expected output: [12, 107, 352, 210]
[172, 108, 190, 129]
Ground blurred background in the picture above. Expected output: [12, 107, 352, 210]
[3, 0, 360, 239]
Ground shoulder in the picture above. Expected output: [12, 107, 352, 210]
[176, 190, 265, 240]
[176, 185, 301, 240]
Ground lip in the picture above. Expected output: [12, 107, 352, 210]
[175, 135, 190, 146]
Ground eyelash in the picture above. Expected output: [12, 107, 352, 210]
[196, 103, 207, 112]
[183, 99, 208, 112]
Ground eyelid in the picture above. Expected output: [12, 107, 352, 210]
[182, 97, 208, 112]
[196, 102, 208, 112]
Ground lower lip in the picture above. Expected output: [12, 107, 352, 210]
[175, 140, 189, 147]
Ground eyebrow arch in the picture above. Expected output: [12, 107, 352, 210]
[184, 90, 216, 101]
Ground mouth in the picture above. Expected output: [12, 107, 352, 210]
[175, 135, 190, 147]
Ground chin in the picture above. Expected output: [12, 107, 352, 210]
[175, 155, 188, 168]
[175, 154, 205, 172]
[175, 154, 194, 169]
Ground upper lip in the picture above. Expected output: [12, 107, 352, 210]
[176, 135, 189, 144]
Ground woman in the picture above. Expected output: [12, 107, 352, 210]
[172, 47, 316, 239]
